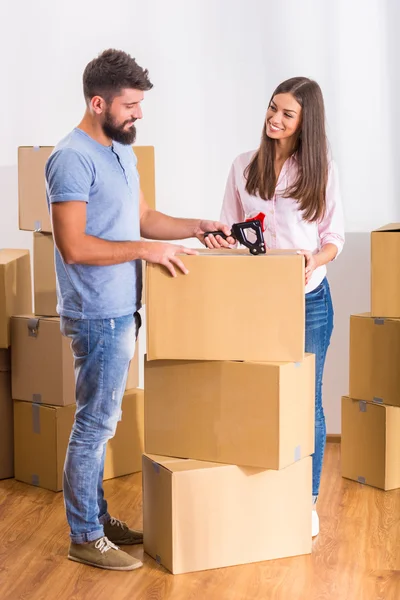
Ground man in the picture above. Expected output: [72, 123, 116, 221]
[46, 48, 233, 572]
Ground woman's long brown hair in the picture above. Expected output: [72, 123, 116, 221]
[245, 77, 328, 222]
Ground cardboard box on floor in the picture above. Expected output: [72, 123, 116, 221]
[145, 355, 315, 469]
[371, 223, 400, 317]
[143, 454, 312, 574]
[350, 313, 400, 407]
[146, 250, 305, 362]
[0, 349, 13, 480]
[11, 316, 139, 406]
[341, 396, 400, 491]
[18, 145, 156, 233]
[14, 389, 144, 491]
[0, 250, 32, 348]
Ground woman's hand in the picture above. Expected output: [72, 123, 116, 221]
[297, 249, 318, 285]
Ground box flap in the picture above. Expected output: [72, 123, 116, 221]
[373, 223, 400, 233]
[12, 314, 59, 323]
[144, 453, 228, 473]
[0, 249, 30, 266]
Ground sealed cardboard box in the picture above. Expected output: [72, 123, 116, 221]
[143, 454, 312, 574]
[371, 224, 400, 317]
[0, 349, 13, 479]
[34, 232, 57, 316]
[11, 316, 139, 406]
[104, 389, 144, 480]
[350, 313, 400, 407]
[14, 389, 144, 491]
[18, 146, 53, 232]
[14, 400, 75, 491]
[146, 250, 305, 362]
[341, 396, 400, 490]
[145, 355, 315, 469]
[18, 145, 156, 233]
[0, 250, 32, 348]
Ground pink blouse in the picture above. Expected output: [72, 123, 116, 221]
[220, 151, 345, 293]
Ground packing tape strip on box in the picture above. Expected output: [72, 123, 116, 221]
[294, 445, 301, 462]
[32, 403, 41, 434]
[374, 318, 385, 325]
[373, 397, 384, 404]
[359, 401, 367, 412]
[358, 476, 366, 485]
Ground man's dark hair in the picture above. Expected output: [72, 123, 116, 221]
[83, 49, 153, 103]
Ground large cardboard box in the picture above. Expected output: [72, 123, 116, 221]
[143, 454, 312, 574]
[18, 145, 156, 233]
[341, 396, 400, 490]
[146, 250, 305, 362]
[0, 250, 32, 348]
[0, 349, 13, 479]
[14, 389, 144, 491]
[350, 313, 400, 407]
[34, 232, 57, 316]
[11, 316, 139, 406]
[145, 355, 315, 469]
[371, 224, 400, 317]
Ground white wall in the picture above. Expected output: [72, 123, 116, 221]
[1, 0, 398, 432]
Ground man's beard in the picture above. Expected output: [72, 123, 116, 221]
[102, 108, 137, 145]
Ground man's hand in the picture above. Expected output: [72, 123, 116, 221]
[195, 220, 236, 249]
[144, 242, 198, 277]
[297, 249, 318, 285]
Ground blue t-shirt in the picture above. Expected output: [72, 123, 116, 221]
[45, 128, 142, 319]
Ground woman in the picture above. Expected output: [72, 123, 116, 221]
[218, 77, 344, 537]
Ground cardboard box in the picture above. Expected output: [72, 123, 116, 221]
[34, 232, 57, 316]
[143, 454, 312, 574]
[350, 313, 400, 407]
[341, 396, 400, 490]
[33, 232, 147, 314]
[14, 400, 75, 491]
[371, 224, 400, 317]
[11, 316, 139, 406]
[135, 146, 156, 211]
[103, 389, 144, 480]
[18, 145, 156, 233]
[146, 250, 305, 362]
[145, 355, 315, 469]
[0, 349, 13, 479]
[14, 389, 144, 491]
[0, 250, 32, 348]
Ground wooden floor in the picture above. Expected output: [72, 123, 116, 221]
[0, 444, 399, 600]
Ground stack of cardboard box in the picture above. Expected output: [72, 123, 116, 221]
[0, 249, 32, 481]
[143, 249, 316, 574]
[342, 224, 400, 491]
[10, 145, 155, 491]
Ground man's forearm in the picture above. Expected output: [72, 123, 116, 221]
[58, 234, 148, 266]
[140, 209, 200, 240]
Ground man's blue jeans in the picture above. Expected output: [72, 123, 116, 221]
[60, 313, 139, 543]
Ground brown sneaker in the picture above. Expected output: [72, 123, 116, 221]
[103, 517, 143, 545]
[68, 536, 143, 571]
